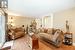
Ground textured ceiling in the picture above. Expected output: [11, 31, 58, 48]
[8, 0, 75, 17]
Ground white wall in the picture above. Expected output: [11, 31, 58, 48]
[8, 15, 35, 28]
[53, 7, 75, 43]
[35, 16, 53, 29]
[42, 16, 52, 28]
[41, 14, 53, 29]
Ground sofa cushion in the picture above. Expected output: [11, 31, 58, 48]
[15, 27, 24, 32]
[51, 29, 62, 42]
[14, 31, 25, 39]
[8, 27, 25, 40]
[39, 33, 52, 40]
[47, 28, 56, 35]
[44, 29, 48, 33]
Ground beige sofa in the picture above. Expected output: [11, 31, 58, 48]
[38, 28, 64, 47]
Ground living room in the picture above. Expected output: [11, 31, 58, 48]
[0, 0, 75, 50]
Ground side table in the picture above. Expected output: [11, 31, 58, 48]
[64, 32, 73, 45]
[32, 34, 39, 50]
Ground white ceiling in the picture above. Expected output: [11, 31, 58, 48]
[8, 0, 75, 17]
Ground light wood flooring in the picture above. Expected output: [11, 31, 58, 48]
[38, 39, 75, 50]
[11, 35, 75, 50]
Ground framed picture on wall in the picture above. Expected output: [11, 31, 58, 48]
[0, 0, 8, 8]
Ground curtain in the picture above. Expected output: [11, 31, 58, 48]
[0, 11, 5, 45]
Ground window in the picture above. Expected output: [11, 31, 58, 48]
[42, 14, 53, 28]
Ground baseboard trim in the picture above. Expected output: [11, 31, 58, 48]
[73, 43, 75, 46]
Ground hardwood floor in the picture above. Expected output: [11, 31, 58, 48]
[12, 35, 75, 50]
[38, 39, 75, 50]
